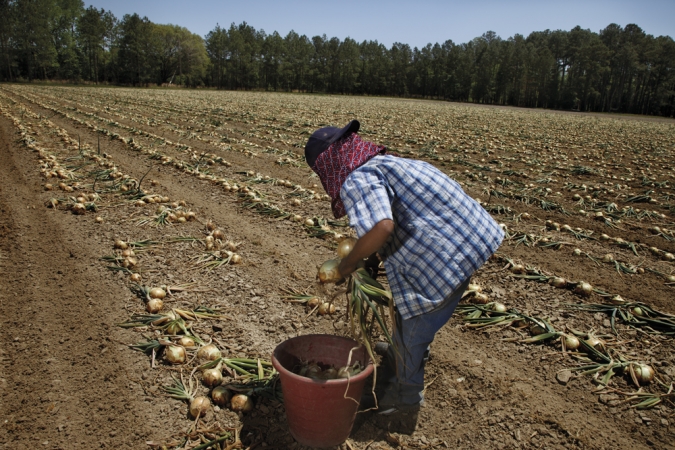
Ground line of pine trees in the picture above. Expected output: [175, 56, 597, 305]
[1, 0, 674, 116]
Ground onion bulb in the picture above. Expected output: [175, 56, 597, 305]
[202, 367, 222, 387]
[148, 287, 166, 299]
[563, 335, 580, 351]
[146, 298, 163, 313]
[510, 264, 525, 274]
[610, 295, 626, 305]
[336, 237, 358, 258]
[471, 292, 489, 304]
[549, 277, 567, 288]
[529, 324, 547, 336]
[491, 302, 507, 313]
[631, 306, 644, 317]
[211, 386, 231, 406]
[633, 364, 655, 384]
[574, 282, 593, 297]
[601, 254, 614, 263]
[318, 302, 336, 315]
[573, 248, 582, 256]
[230, 394, 253, 413]
[95, 216, 103, 223]
[189, 396, 210, 418]
[197, 343, 221, 361]
[130, 273, 142, 282]
[318, 259, 342, 283]
[71, 203, 86, 215]
[467, 283, 482, 293]
[585, 336, 604, 350]
[212, 229, 225, 240]
[178, 336, 195, 347]
[164, 345, 186, 365]
[307, 297, 320, 308]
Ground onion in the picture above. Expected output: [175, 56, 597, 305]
[121, 249, 135, 257]
[563, 335, 580, 351]
[512, 319, 528, 328]
[529, 324, 547, 336]
[585, 337, 604, 350]
[304, 218, 315, 227]
[124, 256, 138, 268]
[321, 367, 338, 379]
[631, 307, 644, 317]
[197, 344, 221, 361]
[148, 287, 166, 299]
[212, 229, 225, 240]
[337, 237, 358, 258]
[130, 273, 142, 282]
[610, 295, 626, 305]
[206, 220, 216, 231]
[211, 386, 231, 406]
[307, 297, 320, 308]
[71, 203, 86, 215]
[574, 281, 593, 297]
[491, 302, 507, 313]
[466, 284, 482, 293]
[318, 302, 336, 315]
[146, 298, 164, 313]
[601, 254, 614, 263]
[179, 336, 195, 347]
[202, 367, 222, 387]
[164, 345, 186, 364]
[510, 264, 525, 274]
[471, 292, 489, 304]
[573, 248, 582, 256]
[231, 254, 242, 264]
[189, 396, 210, 418]
[548, 277, 567, 288]
[634, 364, 655, 384]
[230, 394, 253, 413]
[318, 259, 342, 283]
[95, 216, 103, 223]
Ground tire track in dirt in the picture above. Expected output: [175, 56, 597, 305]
[0, 118, 161, 449]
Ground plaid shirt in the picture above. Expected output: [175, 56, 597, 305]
[341, 155, 504, 319]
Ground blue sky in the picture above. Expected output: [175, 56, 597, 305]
[87, 0, 674, 48]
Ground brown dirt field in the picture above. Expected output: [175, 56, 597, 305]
[1, 85, 674, 450]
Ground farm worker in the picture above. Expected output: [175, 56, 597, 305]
[305, 120, 504, 432]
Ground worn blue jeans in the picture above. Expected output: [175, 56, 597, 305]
[379, 278, 470, 407]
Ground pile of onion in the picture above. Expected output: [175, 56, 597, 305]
[146, 287, 166, 313]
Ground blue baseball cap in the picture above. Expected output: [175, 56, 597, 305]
[305, 120, 360, 168]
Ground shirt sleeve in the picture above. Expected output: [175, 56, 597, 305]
[340, 166, 394, 238]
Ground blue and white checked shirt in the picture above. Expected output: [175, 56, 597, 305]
[341, 155, 504, 320]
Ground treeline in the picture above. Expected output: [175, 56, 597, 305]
[1, 0, 674, 116]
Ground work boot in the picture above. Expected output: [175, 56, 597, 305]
[371, 403, 421, 435]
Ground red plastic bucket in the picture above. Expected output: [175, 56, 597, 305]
[272, 334, 373, 448]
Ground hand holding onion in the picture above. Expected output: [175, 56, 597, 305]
[323, 219, 394, 283]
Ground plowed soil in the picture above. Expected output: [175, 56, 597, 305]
[0, 85, 674, 450]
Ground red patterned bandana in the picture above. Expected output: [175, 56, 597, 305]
[312, 133, 387, 218]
